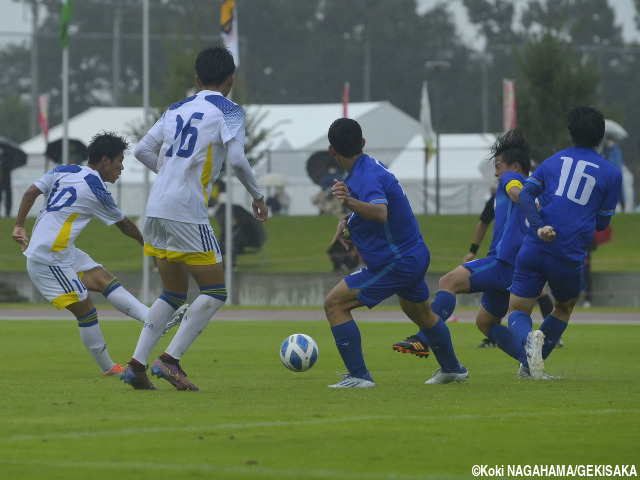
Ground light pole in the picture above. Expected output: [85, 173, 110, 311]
[424, 60, 450, 215]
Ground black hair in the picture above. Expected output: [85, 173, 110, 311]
[328, 118, 363, 157]
[195, 43, 236, 86]
[87, 131, 129, 165]
[566, 105, 605, 149]
[490, 129, 531, 174]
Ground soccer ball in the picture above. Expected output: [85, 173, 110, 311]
[280, 333, 319, 372]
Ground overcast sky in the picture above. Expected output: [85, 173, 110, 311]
[1, 0, 639, 48]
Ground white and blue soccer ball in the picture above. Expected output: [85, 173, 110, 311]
[280, 333, 319, 372]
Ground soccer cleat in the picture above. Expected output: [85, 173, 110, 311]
[525, 330, 545, 380]
[391, 335, 430, 358]
[162, 304, 189, 336]
[103, 364, 124, 376]
[327, 372, 375, 388]
[556, 337, 564, 348]
[120, 363, 157, 390]
[518, 363, 561, 380]
[477, 337, 497, 348]
[425, 365, 469, 384]
[151, 357, 199, 391]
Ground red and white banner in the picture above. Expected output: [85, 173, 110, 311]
[342, 81, 350, 117]
[38, 94, 50, 141]
[503, 79, 516, 132]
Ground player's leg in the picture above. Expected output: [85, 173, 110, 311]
[539, 257, 582, 361]
[27, 259, 120, 376]
[392, 264, 470, 354]
[148, 220, 225, 390]
[476, 292, 527, 365]
[129, 257, 189, 366]
[80, 266, 149, 323]
[65, 297, 121, 376]
[399, 296, 468, 384]
[324, 276, 374, 387]
[163, 262, 227, 361]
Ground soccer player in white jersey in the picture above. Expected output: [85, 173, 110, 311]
[11, 131, 160, 377]
[121, 44, 268, 390]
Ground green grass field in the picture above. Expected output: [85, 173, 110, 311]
[1, 214, 638, 273]
[1, 318, 638, 480]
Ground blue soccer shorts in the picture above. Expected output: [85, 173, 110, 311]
[510, 242, 584, 303]
[345, 244, 431, 308]
[463, 256, 514, 318]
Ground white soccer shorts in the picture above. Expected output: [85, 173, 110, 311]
[27, 258, 89, 309]
[142, 217, 223, 266]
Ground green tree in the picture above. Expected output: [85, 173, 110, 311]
[515, 30, 601, 162]
[0, 92, 30, 143]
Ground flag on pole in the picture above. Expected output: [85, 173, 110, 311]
[420, 81, 436, 162]
[342, 82, 350, 117]
[503, 79, 516, 132]
[60, 0, 74, 48]
[38, 94, 50, 141]
[220, 0, 239, 67]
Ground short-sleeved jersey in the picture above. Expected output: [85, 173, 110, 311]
[487, 171, 527, 266]
[145, 90, 245, 223]
[345, 154, 425, 269]
[24, 165, 125, 266]
[523, 146, 622, 261]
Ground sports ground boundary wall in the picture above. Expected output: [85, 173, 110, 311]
[2, 271, 639, 309]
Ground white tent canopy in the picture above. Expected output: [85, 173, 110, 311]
[14, 103, 499, 217]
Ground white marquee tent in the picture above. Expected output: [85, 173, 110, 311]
[13, 103, 497, 217]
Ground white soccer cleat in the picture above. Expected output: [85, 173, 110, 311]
[525, 330, 545, 380]
[327, 373, 375, 388]
[425, 365, 469, 384]
[162, 303, 189, 336]
[518, 363, 561, 380]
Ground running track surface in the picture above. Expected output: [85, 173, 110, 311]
[1, 308, 638, 324]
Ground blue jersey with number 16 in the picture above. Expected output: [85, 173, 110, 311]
[523, 146, 622, 261]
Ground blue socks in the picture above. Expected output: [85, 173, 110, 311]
[508, 310, 533, 346]
[420, 318, 464, 373]
[540, 315, 568, 360]
[489, 324, 527, 365]
[413, 291, 457, 346]
[431, 291, 457, 321]
[331, 320, 373, 381]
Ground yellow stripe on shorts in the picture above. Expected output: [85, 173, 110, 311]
[144, 243, 218, 266]
[52, 291, 80, 310]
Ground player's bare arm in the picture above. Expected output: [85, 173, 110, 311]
[115, 216, 144, 246]
[330, 215, 350, 249]
[12, 184, 43, 251]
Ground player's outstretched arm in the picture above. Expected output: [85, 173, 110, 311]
[12, 184, 42, 251]
[115, 216, 144, 246]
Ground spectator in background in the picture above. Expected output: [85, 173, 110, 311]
[601, 134, 625, 211]
[266, 186, 290, 216]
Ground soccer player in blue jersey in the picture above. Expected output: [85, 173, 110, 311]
[121, 44, 268, 390]
[323, 118, 468, 387]
[508, 105, 622, 380]
[392, 131, 543, 362]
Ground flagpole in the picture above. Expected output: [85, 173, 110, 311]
[62, 45, 69, 165]
[141, 0, 151, 304]
[221, 0, 239, 304]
